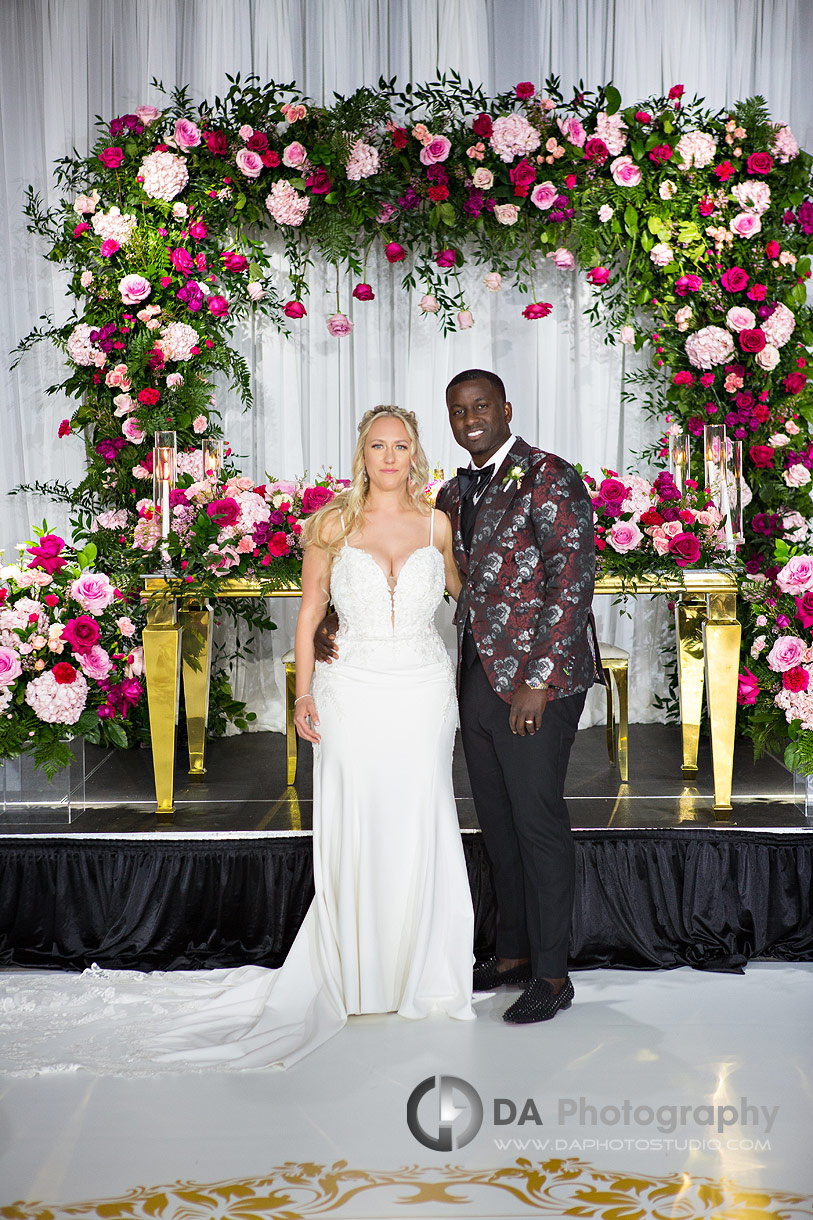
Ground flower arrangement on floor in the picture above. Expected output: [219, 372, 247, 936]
[737, 543, 813, 774]
[584, 468, 738, 583]
[0, 531, 145, 776]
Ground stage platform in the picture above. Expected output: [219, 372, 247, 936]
[0, 726, 811, 976]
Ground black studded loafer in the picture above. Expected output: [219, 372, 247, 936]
[502, 976, 574, 1023]
[473, 956, 532, 992]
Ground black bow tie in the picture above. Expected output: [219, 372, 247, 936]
[457, 464, 495, 499]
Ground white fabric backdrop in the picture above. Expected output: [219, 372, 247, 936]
[1, 0, 811, 731]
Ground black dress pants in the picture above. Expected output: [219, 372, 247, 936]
[459, 654, 586, 978]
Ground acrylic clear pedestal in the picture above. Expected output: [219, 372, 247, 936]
[0, 740, 86, 824]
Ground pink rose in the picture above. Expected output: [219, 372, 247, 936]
[419, 294, 440, 313]
[755, 343, 780, 371]
[547, 248, 576, 270]
[610, 155, 642, 186]
[326, 312, 353, 337]
[767, 635, 807, 672]
[70, 571, 115, 616]
[457, 310, 474, 329]
[777, 555, 813, 595]
[116, 616, 136, 638]
[122, 417, 146, 444]
[737, 667, 760, 705]
[282, 141, 307, 167]
[235, 149, 263, 178]
[247, 281, 264, 301]
[472, 167, 494, 190]
[119, 274, 151, 304]
[725, 306, 756, 332]
[483, 273, 502, 292]
[598, 204, 614, 222]
[419, 136, 451, 165]
[165, 372, 184, 388]
[730, 212, 762, 239]
[135, 104, 161, 125]
[608, 521, 643, 553]
[78, 644, 112, 681]
[0, 646, 22, 686]
[650, 529, 670, 556]
[494, 203, 520, 225]
[530, 181, 557, 210]
[174, 119, 201, 150]
[302, 485, 336, 514]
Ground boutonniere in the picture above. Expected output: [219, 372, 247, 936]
[502, 464, 526, 488]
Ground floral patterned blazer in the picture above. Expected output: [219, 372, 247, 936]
[437, 436, 601, 703]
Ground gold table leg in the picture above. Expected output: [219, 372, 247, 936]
[675, 595, 706, 778]
[613, 662, 629, 784]
[142, 595, 181, 819]
[703, 591, 741, 819]
[180, 602, 213, 778]
[284, 659, 298, 786]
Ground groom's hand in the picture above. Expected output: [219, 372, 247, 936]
[510, 684, 549, 736]
[313, 611, 340, 663]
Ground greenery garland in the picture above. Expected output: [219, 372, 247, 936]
[10, 71, 813, 767]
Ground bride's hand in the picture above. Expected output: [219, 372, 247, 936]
[293, 695, 321, 743]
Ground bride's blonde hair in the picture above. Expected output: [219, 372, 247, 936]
[302, 405, 431, 559]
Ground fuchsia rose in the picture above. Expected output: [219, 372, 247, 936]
[0, 647, 23, 686]
[352, 283, 375, 301]
[522, 302, 552, 320]
[170, 247, 194, 274]
[385, 242, 406, 263]
[509, 158, 536, 195]
[794, 591, 813, 627]
[720, 267, 749, 292]
[784, 371, 807, 395]
[783, 666, 810, 692]
[587, 266, 610, 286]
[766, 635, 807, 671]
[207, 294, 229, 318]
[739, 328, 766, 353]
[206, 498, 241, 526]
[737, 668, 760, 705]
[61, 616, 100, 654]
[302, 485, 335, 514]
[99, 147, 124, 168]
[70, 572, 115, 615]
[283, 300, 306, 319]
[435, 248, 458, 268]
[747, 151, 774, 175]
[306, 167, 331, 194]
[515, 81, 535, 99]
[27, 535, 68, 574]
[668, 532, 701, 566]
[419, 136, 452, 165]
[776, 555, 813, 595]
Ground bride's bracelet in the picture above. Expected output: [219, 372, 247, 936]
[294, 694, 311, 704]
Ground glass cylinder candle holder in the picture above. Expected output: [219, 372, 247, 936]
[703, 425, 726, 503]
[729, 439, 744, 544]
[152, 431, 177, 543]
[668, 433, 691, 496]
[202, 437, 223, 483]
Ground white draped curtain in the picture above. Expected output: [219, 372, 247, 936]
[2, 0, 811, 731]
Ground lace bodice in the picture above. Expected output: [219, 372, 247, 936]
[325, 544, 450, 670]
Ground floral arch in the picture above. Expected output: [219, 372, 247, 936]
[6, 71, 813, 772]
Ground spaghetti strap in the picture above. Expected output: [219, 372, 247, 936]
[429, 509, 435, 547]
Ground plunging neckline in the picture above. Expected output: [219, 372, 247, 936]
[343, 544, 437, 593]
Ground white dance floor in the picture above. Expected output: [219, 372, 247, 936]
[1, 964, 811, 1218]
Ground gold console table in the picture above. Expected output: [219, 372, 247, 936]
[142, 568, 739, 820]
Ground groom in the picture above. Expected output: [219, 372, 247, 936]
[437, 369, 599, 1024]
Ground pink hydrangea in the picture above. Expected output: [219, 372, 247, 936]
[489, 114, 541, 162]
[676, 130, 717, 170]
[133, 517, 161, 551]
[345, 139, 380, 179]
[66, 323, 106, 367]
[93, 508, 128, 531]
[762, 302, 795, 348]
[265, 180, 310, 226]
[139, 150, 189, 201]
[70, 571, 115, 615]
[25, 668, 89, 724]
[767, 635, 807, 672]
[772, 124, 799, 163]
[731, 180, 771, 215]
[177, 450, 204, 480]
[594, 111, 628, 155]
[776, 555, 813, 595]
[685, 325, 734, 369]
[91, 206, 137, 244]
[157, 321, 199, 361]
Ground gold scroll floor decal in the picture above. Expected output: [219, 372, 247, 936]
[2, 1159, 811, 1219]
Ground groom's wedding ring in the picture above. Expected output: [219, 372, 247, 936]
[525, 718, 534, 724]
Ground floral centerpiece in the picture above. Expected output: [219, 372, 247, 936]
[737, 543, 813, 773]
[0, 531, 145, 776]
[585, 467, 737, 583]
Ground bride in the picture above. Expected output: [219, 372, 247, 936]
[0, 406, 473, 1076]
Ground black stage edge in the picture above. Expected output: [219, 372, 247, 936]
[1, 829, 811, 973]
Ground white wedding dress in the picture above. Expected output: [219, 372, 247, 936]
[0, 527, 475, 1076]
